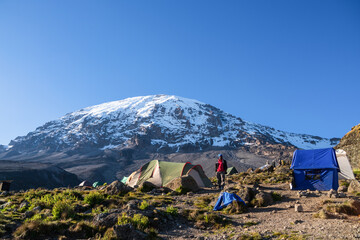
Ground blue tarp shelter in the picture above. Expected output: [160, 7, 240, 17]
[290, 148, 340, 191]
[213, 192, 245, 211]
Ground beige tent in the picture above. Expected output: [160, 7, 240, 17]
[126, 160, 212, 188]
[335, 149, 355, 180]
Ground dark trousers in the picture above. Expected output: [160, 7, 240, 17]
[217, 171, 226, 189]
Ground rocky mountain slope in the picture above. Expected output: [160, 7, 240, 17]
[0, 95, 340, 182]
[336, 123, 360, 169]
[0, 161, 79, 190]
[0, 145, 6, 154]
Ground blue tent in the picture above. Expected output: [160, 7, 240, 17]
[290, 148, 340, 191]
[213, 192, 245, 211]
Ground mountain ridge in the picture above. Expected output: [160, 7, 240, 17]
[0, 95, 340, 182]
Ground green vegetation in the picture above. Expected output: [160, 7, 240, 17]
[228, 165, 293, 185]
[83, 192, 105, 206]
[52, 200, 75, 220]
[194, 195, 214, 211]
[271, 191, 282, 202]
[118, 213, 149, 231]
[353, 168, 360, 180]
[165, 206, 178, 216]
[243, 221, 258, 228]
[138, 200, 150, 210]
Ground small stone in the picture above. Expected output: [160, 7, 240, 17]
[19, 200, 29, 209]
[0, 201, 11, 209]
[295, 204, 303, 212]
[32, 206, 42, 212]
[24, 210, 34, 218]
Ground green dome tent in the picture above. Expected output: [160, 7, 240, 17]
[93, 182, 101, 188]
[226, 167, 238, 175]
[126, 160, 212, 188]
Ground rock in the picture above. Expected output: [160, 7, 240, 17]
[24, 210, 34, 218]
[246, 168, 253, 173]
[237, 186, 254, 205]
[0, 201, 11, 209]
[165, 175, 199, 192]
[32, 206, 42, 212]
[42, 209, 52, 217]
[138, 181, 157, 193]
[295, 204, 303, 212]
[113, 223, 147, 240]
[224, 200, 247, 214]
[338, 185, 347, 192]
[74, 204, 90, 213]
[327, 189, 338, 198]
[105, 180, 131, 195]
[93, 212, 120, 227]
[252, 192, 273, 207]
[0, 191, 9, 196]
[349, 200, 360, 215]
[126, 200, 138, 210]
[254, 168, 262, 173]
[19, 200, 29, 209]
[338, 192, 346, 198]
[348, 180, 360, 193]
[297, 191, 309, 198]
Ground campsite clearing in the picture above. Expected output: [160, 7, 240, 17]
[158, 183, 360, 239]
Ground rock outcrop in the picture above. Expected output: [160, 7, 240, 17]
[336, 124, 360, 168]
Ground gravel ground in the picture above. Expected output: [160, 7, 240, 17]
[158, 183, 360, 239]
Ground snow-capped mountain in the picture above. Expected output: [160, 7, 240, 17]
[0, 144, 8, 153]
[0, 95, 340, 182]
[6, 95, 338, 154]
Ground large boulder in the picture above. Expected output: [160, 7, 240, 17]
[251, 192, 273, 207]
[237, 186, 255, 205]
[348, 180, 360, 193]
[224, 200, 247, 214]
[138, 181, 157, 193]
[105, 180, 131, 195]
[93, 211, 121, 227]
[113, 224, 147, 240]
[165, 175, 199, 192]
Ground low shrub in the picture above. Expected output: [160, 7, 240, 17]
[194, 196, 213, 211]
[138, 200, 150, 210]
[271, 192, 282, 202]
[326, 202, 357, 215]
[313, 209, 330, 219]
[52, 200, 75, 220]
[165, 206, 178, 216]
[84, 192, 105, 207]
[13, 220, 70, 239]
[243, 221, 258, 228]
[117, 213, 149, 231]
[174, 186, 191, 195]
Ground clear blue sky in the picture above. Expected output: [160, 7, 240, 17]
[0, 1, 359, 145]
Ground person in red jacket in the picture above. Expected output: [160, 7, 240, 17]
[215, 154, 227, 190]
